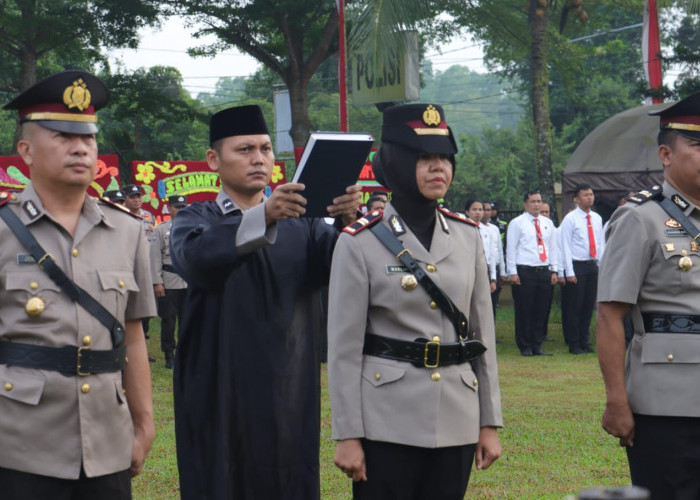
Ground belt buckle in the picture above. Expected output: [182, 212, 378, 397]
[37, 253, 56, 270]
[77, 346, 90, 376]
[423, 339, 440, 368]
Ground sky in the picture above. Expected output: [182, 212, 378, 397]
[108, 17, 489, 99]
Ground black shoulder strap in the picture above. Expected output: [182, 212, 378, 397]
[0, 204, 125, 347]
[656, 196, 700, 243]
[369, 222, 473, 340]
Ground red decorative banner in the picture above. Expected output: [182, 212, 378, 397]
[130, 160, 287, 221]
[0, 155, 121, 197]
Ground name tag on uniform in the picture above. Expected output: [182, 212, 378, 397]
[665, 229, 689, 237]
[17, 254, 36, 264]
[386, 265, 409, 274]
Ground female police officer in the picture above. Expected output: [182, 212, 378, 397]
[327, 104, 502, 499]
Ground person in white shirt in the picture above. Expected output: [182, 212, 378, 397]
[506, 190, 558, 356]
[482, 201, 506, 319]
[559, 183, 605, 354]
[465, 199, 497, 293]
[539, 202, 558, 342]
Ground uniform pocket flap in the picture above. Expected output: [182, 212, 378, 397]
[460, 370, 479, 392]
[641, 334, 700, 364]
[0, 366, 46, 405]
[361, 361, 406, 387]
[97, 271, 139, 294]
[5, 270, 60, 293]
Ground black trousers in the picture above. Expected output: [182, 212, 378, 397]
[561, 260, 598, 349]
[0, 467, 131, 500]
[627, 414, 700, 500]
[352, 440, 475, 500]
[157, 287, 186, 354]
[512, 265, 553, 351]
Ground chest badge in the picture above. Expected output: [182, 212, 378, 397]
[665, 218, 682, 229]
[401, 274, 418, 291]
[692, 240, 700, 253]
[25, 296, 46, 317]
[679, 249, 693, 272]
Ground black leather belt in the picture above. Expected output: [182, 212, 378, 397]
[517, 265, 550, 272]
[643, 314, 700, 334]
[363, 333, 486, 368]
[0, 342, 127, 376]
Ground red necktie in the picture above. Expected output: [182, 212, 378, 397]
[587, 214, 596, 258]
[534, 218, 547, 262]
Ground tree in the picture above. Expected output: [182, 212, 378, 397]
[0, 0, 161, 92]
[165, 0, 340, 147]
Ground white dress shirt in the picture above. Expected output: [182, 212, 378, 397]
[506, 212, 558, 276]
[478, 222, 498, 280]
[487, 222, 506, 276]
[559, 207, 605, 277]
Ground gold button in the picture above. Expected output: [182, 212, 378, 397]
[374, 373, 381, 381]
[431, 372, 441, 382]
[427, 265, 437, 273]
[430, 301, 438, 309]
[30, 281, 39, 289]
[432, 335, 440, 342]
[25, 297, 45, 317]
[0, 192, 6, 199]
[473, 379, 478, 387]
[10, 194, 18, 201]
[83, 336, 91, 346]
[118, 280, 125, 288]
[4, 383, 12, 391]
[667, 354, 674, 362]
[72, 248, 79, 257]
[81, 384, 91, 394]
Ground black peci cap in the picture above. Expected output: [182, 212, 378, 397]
[3, 70, 109, 135]
[123, 184, 142, 196]
[168, 195, 187, 208]
[649, 91, 700, 141]
[209, 105, 270, 145]
[381, 103, 457, 155]
[103, 189, 125, 203]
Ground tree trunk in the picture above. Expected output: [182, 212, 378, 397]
[529, 1, 557, 222]
[287, 77, 312, 148]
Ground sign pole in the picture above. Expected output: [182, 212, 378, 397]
[338, 0, 348, 132]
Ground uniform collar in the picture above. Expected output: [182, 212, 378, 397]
[215, 188, 267, 215]
[17, 183, 106, 228]
[663, 181, 698, 216]
[382, 203, 453, 264]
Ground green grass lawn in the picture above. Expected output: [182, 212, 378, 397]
[135, 290, 629, 499]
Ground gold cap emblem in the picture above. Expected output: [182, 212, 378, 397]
[63, 78, 92, 112]
[25, 296, 46, 317]
[401, 274, 418, 290]
[422, 105, 441, 127]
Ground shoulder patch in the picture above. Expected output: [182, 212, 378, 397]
[438, 206, 478, 226]
[343, 210, 383, 235]
[98, 198, 143, 219]
[627, 185, 663, 205]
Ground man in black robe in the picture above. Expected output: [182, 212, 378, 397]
[170, 105, 362, 500]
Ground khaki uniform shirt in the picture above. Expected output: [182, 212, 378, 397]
[0, 184, 156, 479]
[139, 208, 156, 243]
[328, 204, 502, 447]
[151, 219, 187, 289]
[598, 181, 700, 416]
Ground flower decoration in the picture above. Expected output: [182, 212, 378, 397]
[271, 165, 284, 184]
[135, 162, 156, 184]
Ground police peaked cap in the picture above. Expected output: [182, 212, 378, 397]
[103, 189, 125, 203]
[123, 184, 142, 196]
[381, 103, 457, 155]
[649, 91, 700, 141]
[3, 70, 109, 135]
[168, 195, 187, 207]
[209, 105, 270, 145]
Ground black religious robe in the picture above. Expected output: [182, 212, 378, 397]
[170, 200, 338, 500]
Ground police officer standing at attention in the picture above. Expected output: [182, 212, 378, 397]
[151, 195, 188, 369]
[0, 71, 156, 499]
[328, 104, 502, 499]
[598, 91, 700, 498]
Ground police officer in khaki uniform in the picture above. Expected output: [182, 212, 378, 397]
[328, 104, 502, 499]
[598, 91, 700, 498]
[0, 71, 156, 499]
[151, 195, 188, 369]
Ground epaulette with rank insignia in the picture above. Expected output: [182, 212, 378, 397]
[343, 210, 383, 235]
[98, 197, 143, 219]
[627, 185, 663, 205]
[438, 206, 479, 227]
